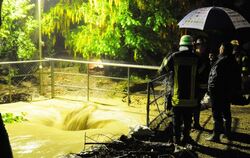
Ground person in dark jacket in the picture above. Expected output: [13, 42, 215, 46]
[206, 42, 241, 142]
[159, 35, 199, 145]
[193, 37, 210, 130]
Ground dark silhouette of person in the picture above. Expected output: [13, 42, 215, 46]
[207, 42, 241, 142]
[0, 113, 13, 158]
[193, 37, 210, 130]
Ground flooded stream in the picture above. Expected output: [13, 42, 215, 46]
[0, 99, 146, 158]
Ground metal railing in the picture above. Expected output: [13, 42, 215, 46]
[146, 73, 173, 131]
[0, 58, 160, 106]
[0, 59, 50, 103]
[47, 58, 159, 106]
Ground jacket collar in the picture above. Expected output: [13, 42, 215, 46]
[179, 46, 190, 51]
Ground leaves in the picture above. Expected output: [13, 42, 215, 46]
[2, 112, 28, 124]
[0, 0, 37, 60]
[42, 0, 197, 63]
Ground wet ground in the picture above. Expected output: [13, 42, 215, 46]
[190, 104, 250, 158]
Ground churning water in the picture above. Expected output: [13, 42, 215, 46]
[1, 99, 145, 157]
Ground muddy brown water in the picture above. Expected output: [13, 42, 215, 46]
[0, 99, 146, 158]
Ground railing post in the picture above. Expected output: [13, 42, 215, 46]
[8, 64, 12, 103]
[50, 60, 55, 98]
[39, 61, 43, 95]
[87, 63, 90, 102]
[146, 82, 151, 126]
[127, 67, 130, 106]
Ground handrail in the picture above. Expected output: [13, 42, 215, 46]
[0, 58, 161, 107]
[45, 58, 160, 70]
[0, 59, 48, 65]
[0, 58, 160, 70]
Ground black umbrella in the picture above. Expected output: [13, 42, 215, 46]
[178, 6, 250, 30]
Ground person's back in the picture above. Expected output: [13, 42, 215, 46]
[159, 35, 199, 145]
[169, 50, 199, 107]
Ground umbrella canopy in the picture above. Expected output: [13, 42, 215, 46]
[178, 7, 250, 30]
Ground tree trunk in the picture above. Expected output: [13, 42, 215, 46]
[0, 0, 2, 26]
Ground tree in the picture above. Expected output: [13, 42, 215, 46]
[0, 0, 37, 60]
[43, 0, 197, 64]
[0, 0, 3, 26]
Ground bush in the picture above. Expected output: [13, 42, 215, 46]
[1, 112, 27, 123]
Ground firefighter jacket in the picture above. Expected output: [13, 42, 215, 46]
[159, 49, 199, 107]
[242, 54, 249, 76]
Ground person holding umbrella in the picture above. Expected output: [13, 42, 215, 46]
[159, 35, 200, 145]
[207, 42, 241, 142]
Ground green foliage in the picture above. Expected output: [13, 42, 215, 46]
[0, 0, 37, 60]
[42, 0, 198, 63]
[2, 112, 27, 123]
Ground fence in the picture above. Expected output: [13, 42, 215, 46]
[0, 58, 161, 106]
[0, 60, 50, 103]
[146, 73, 173, 131]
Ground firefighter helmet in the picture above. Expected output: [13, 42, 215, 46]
[179, 35, 193, 46]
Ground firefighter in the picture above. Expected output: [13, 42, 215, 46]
[231, 39, 249, 77]
[231, 40, 242, 71]
[159, 35, 199, 145]
[242, 52, 249, 77]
